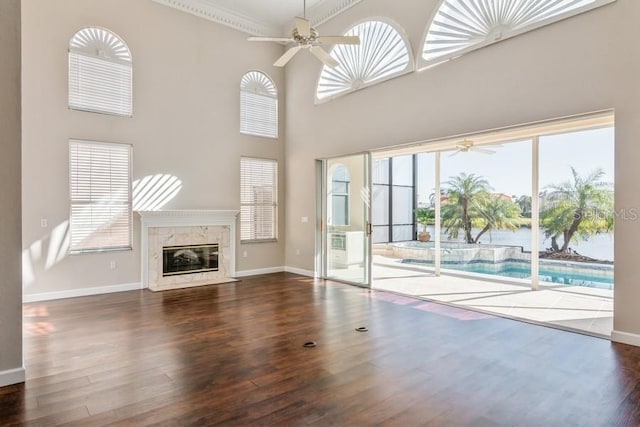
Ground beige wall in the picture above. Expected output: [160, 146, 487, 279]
[0, 0, 24, 381]
[21, 0, 286, 297]
[285, 0, 640, 336]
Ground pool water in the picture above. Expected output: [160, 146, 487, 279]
[456, 264, 613, 290]
[402, 259, 613, 290]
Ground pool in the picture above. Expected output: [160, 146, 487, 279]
[401, 259, 613, 290]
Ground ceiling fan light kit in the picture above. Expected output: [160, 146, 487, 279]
[247, 0, 360, 67]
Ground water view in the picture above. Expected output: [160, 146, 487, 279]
[374, 126, 615, 289]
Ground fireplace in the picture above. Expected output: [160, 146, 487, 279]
[138, 210, 239, 291]
[162, 243, 219, 276]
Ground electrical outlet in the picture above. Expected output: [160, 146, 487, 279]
[243, 251, 248, 258]
[110, 260, 117, 270]
[40, 218, 48, 228]
[296, 249, 301, 255]
[301, 216, 309, 223]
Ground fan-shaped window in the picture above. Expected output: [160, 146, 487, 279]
[240, 71, 278, 139]
[316, 20, 413, 103]
[69, 27, 132, 116]
[420, 0, 615, 69]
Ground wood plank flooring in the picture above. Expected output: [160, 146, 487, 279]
[2, 272, 640, 425]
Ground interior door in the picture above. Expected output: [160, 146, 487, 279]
[320, 153, 372, 286]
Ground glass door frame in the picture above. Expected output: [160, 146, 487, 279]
[316, 152, 373, 287]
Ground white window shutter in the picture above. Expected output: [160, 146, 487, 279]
[69, 140, 132, 252]
[420, 0, 614, 68]
[316, 20, 412, 102]
[240, 157, 277, 241]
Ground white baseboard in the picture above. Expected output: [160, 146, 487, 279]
[234, 266, 316, 278]
[23, 282, 143, 303]
[0, 367, 25, 387]
[284, 266, 315, 277]
[234, 266, 285, 278]
[612, 330, 640, 347]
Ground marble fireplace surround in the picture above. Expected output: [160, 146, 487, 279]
[138, 210, 239, 291]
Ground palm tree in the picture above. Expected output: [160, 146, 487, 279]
[516, 195, 532, 218]
[474, 195, 522, 243]
[540, 167, 613, 253]
[441, 173, 491, 243]
[415, 207, 435, 231]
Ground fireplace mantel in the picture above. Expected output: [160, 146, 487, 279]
[138, 210, 239, 289]
[138, 210, 239, 227]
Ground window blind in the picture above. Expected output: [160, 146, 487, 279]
[68, 27, 132, 116]
[240, 157, 277, 241]
[240, 71, 278, 138]
[69, 140, 132, 253]
[69, 52, 132, 116]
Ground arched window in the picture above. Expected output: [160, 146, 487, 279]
[240, 71, 278, 139]
[331, 165, 350, 226]
[420, 0, 615, 69]
[68, 27, 132, 116]
[316, 20, 413, 103]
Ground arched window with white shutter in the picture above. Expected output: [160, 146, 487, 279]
[419, 0, 615, 69]
[68, 27, 132, 116]
[316, 19, 413, 103]
[240, 71, 278, 139]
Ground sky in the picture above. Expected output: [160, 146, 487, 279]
[415, 127, 614, 204]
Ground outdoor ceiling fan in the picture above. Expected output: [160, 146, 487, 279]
[247, 0, 360, 68]
[448, 140, 503, 156]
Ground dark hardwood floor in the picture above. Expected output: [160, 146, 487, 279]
[2, 272, 640, 426]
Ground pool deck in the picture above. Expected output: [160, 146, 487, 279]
[372, 254, 613, 338]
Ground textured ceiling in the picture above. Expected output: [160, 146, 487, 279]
[152, 0, 362, 36]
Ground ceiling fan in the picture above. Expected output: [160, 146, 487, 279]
[448, 140, 502, 156]
[247, 0, 360, 68]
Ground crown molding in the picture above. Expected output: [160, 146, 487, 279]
[152, 0, 363, 37]
[306, 0, 362, 29]
[152, 0, 278, 36]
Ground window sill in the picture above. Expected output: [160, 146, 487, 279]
[69, 246, 132, 255]
[240, 239, 278, 244]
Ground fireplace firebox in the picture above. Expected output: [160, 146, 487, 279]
[162, 243, 219, 276]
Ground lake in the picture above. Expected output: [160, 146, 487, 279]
[424, 226, 614, 261]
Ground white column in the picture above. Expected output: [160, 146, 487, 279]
[435, 152, 441, 276]
[531, 137, 540, 291]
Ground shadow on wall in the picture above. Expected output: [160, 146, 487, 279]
[22, 174, 183, 289]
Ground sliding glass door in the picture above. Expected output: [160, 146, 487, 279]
[320, 153, 372, 286]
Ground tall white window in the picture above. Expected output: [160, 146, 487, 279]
[316, 20, 412, 102]
[240, 71, 278, 138]
[69, 140, 132, 253]
[240, 157, 278, 242]
[69, 27, 133, 116]
[420, 0, 615, 69]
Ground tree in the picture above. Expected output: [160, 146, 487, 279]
[540, 167, 613, 253]
[440, 173, 491, 243]
[415, 207, 435, 231]
[516, 195, 532, 218]
[474, 196, 523, 243]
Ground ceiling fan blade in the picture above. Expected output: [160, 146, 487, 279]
[295, 17, 311, 37]
[274, 45, 301, 67]
[448, 150, 461, 157]
[317, 36, 361, 45]
[310, 46, 339, 68]
[248, 36, 294, 43]
[472, 147, 496, 154]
